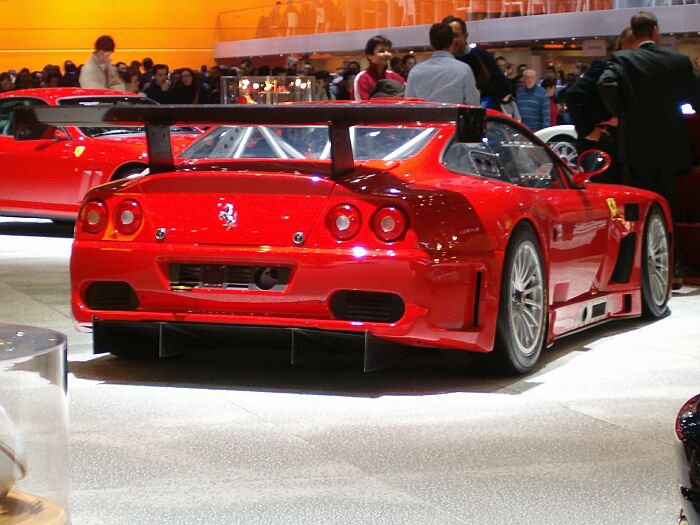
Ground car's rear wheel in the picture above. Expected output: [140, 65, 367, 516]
[492, 224, 547, 374]
[641, 205, 671, 318]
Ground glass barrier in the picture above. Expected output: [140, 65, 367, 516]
[220, 76, 315, 104]
[215, 0, 682, 41]
[0, 324, 69, 524]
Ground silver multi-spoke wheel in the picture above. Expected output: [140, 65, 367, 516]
[493, 226, 547, 374]
[508, 241, 545, 356]
[549, 140, 578, 169]
[645, 212, 670, 308]
[641, 206, 671, 319]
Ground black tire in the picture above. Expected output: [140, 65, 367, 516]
[641, 205, 671, 319]
[492, 224, 547, 374]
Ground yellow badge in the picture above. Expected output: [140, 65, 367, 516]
[606, 197, 618, 218]
[73, 146, 86, 158]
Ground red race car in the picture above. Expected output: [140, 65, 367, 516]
[0, 88, 199, 221]
[17, 100, 673, 374]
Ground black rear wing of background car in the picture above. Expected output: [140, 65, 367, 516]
[13, 103, 485, 178]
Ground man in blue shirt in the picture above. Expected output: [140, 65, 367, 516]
[405, 23, 480, 106]
[516, 69, 550, 131]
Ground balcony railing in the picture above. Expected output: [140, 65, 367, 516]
[216, 0, 691, 42]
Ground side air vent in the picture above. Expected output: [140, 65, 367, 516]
[610, 233, 637, 284]
[591, 301, 607, 318]
[624, 203, 640, 221]
[169, 264, 290, 291]
[85, 282, 139, 311]
[329, 291, 405, 323]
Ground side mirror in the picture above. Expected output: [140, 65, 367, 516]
[572, 149, 612, 186]
[53, 129, 68, 141]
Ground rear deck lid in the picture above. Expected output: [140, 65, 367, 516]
[135, 171, 335, 246]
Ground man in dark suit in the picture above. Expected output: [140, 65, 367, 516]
[598, 12, 698, 283]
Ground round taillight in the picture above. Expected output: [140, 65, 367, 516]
[113, 199, 143, 235]
[371, 206, 408, 242]
[80, 200, 107, 234]
[326, 204, 362, 240]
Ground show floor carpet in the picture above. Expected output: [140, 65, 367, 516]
[1, 218, 698, 525]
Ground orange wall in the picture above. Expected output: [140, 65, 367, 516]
[0, 0, 233, 72]
[0, 0, 614, 73]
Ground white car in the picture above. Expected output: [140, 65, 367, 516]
[535, 125, 578, 169]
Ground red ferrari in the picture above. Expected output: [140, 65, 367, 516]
[17, 101, 673, 374]
[0, 88, 199, 221]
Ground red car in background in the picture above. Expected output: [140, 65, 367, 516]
[17, 101, 674, 374]
[0, 88, 199, 221]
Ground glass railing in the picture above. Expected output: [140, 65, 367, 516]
[215, 0, 679, 42]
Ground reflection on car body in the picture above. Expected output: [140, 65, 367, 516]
[0, 88, 200, 221]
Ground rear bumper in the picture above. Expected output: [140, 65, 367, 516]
[71, 240, 503, 352]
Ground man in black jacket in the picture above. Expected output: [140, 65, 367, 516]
[598, 11, 698, 282]
[599, 13, 696, 199]
[442, 15, 511, 108]
[565, 27, 636, 184]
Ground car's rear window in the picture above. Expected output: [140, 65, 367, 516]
[179, 125, 437, 161]
[57, 97, 195, 137]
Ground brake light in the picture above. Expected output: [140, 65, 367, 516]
[113, 199, 143, 235]
[80, 200, 107, 234]
[326, 204, 362, 240]
[371, 206, 408, 242]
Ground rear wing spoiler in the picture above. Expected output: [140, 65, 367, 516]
[13, 103, 485, 178]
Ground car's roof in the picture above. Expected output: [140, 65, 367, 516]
[0, 87, 142, 104]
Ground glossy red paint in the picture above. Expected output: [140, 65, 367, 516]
[70, 103, 673, 360]
[0, 88, 198, 220]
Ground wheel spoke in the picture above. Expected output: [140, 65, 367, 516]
[523, 298, 542, 309]
[522, 285, 540, 296]
[514, 315, 526, 343]
[521, 306, 539, 328]
[522, 315, 535, 343]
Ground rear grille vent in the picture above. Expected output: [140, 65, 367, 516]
[85, 282, 139, 311]
[330, 291, 405, 323]
[169, 264, 290, 291]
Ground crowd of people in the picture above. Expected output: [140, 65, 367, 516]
[0, 18, 655, 137]
[0, 12, 698, 282]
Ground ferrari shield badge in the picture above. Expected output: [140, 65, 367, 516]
[606, 198, 618, 218]
[73, 145, 86, 158]
[218, 202, 238, 230]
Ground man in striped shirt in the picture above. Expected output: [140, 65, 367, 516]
[516, 69, 550, 131]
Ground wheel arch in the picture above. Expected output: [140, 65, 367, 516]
[547, 134, 576, 144]
[110, 161, 148, 181]
[642, 198, 673, 233]
[504, 217, 550, 275]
